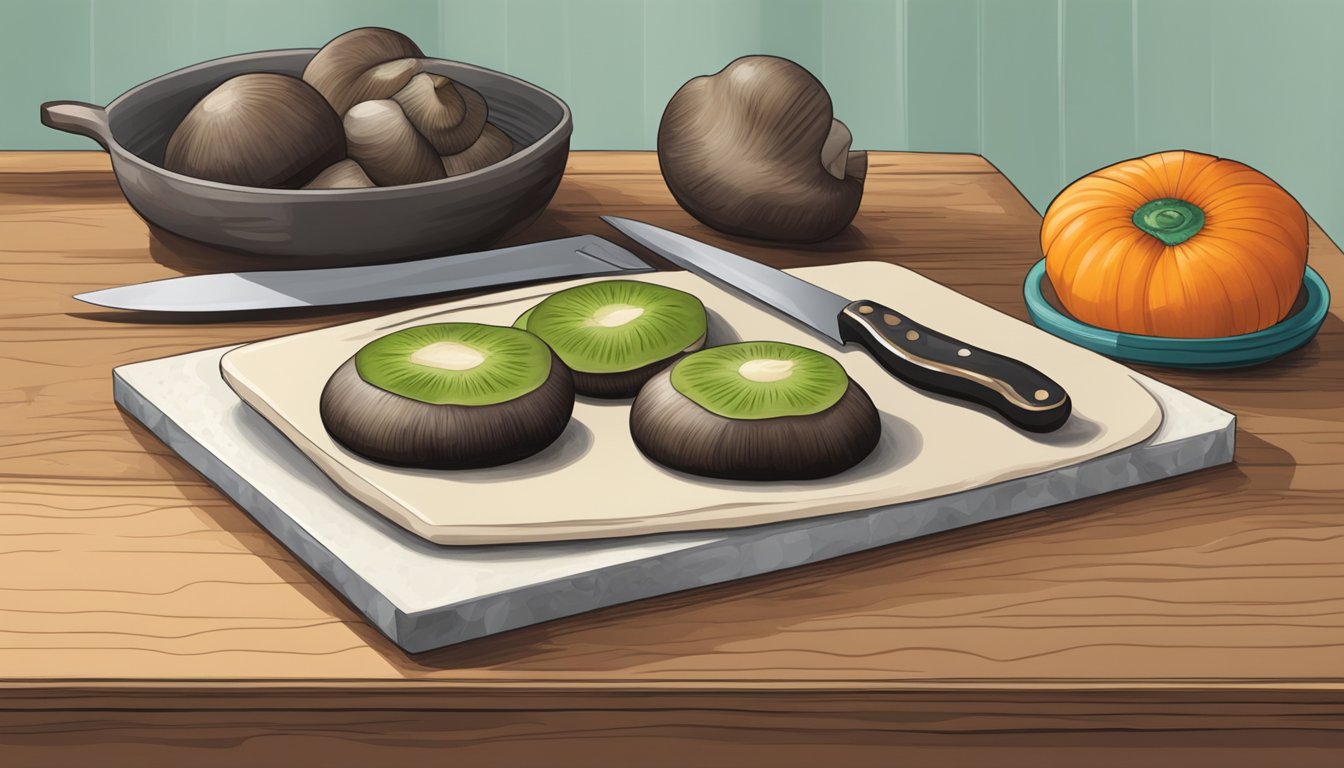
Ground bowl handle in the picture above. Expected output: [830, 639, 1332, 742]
[40, 101, 112, 151]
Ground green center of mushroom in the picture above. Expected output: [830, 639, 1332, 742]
[585, 303, 645, 328]
[409, 341, 487, 371]
[669, 341, 849, 420]
[520, 280, 707, 376]
[354, 323, 551, 406]
[737, 359, 795, 383]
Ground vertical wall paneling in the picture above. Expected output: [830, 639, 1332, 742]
[642, 0, 763, 148]
[643, 0, 717, 148]
[980, 0, 1062, 212]
[1134, 0, 1212, 155]
[905, 0, 980, 153]
[2, 0, 92, 149]
[567, 0, 644, 149]
[505, 0, 572, 140]
[1061, 0, 1135, 184]
[92, 0, 442, 132]
[438, 0, 509, 72]
[713, 0, 763, 59]
[759, 0, 823, 74]
[91, 0, 197, 105]
[1210, 0, 1344, 251]
[5, 0, 1344, 248]
[820, 0, 905, 151]
[188, 0, 440, 62]
[1211, 0, 1283, 162]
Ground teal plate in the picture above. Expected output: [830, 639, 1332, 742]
[1023, 260, 1331, 369]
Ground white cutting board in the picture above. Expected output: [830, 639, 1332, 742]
[114, 336, 1233, 653]
[220, 262, 1163, 544]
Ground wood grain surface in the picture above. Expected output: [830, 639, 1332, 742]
[2, 150, 1343, 764]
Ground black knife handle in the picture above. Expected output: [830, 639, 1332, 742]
[837, 300, 1071, 432]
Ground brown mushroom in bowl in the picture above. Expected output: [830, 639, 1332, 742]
[302, 27, 425, 115]
[163, 73, 345, 188]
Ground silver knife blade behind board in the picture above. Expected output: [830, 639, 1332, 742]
[603, 217, 850, 342]
[75, 235, 654, 312]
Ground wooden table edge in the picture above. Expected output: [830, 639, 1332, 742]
[4, 150, 1344, 759]
[6, 678, 1344, 702]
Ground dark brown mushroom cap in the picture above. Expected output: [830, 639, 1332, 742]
[320, 353, 575, 470]
[629, 367, 881, 481]
[565, 333, 705, 399]
[657, 55, 868, 243]
[344, 57, 424, 108]
[343, 100, 446, 186]
[303, 27, 424, 115]
[303, 158, 376, 189]
[163, 73, 345, 188]
[441, 122, 515, 177]
[393, 74, 490, 155]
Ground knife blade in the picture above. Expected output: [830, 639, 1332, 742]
[74, 235, 654, 312]
[604, 217, 1071, 433]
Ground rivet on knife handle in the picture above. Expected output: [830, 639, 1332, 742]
[838, 300, 1072, 432]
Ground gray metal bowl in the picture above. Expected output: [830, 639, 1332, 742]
[41, 49, 572, 266]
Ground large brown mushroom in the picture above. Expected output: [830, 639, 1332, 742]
[320, 323, 575, 469]
[657, 55, 868, 243]
[441, 123, 514, 178]
[303, 159, 376, 189]
[163, 73, 345, 188]
[165, 27, 515, 190]
[304, 27, 511, 186]
[343, 100, 446, 186]
[302, 27, 424, 115]
[392, 73, 489, 155]
[629, 341, 881, 481]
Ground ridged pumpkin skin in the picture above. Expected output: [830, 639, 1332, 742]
[1041, 150, 1308, 338]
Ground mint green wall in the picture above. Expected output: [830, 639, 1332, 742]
[3, 0, 1341, 244]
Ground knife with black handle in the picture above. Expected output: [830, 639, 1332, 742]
[836, 299, 1069, 432]
[604, 216, 1071, 433]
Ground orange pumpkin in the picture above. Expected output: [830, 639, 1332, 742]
[1041, 150, 1308, 338]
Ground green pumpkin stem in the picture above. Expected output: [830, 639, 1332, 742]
[1133, 198, 1205, 246]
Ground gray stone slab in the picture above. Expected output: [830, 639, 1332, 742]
[114, 346, 1234, 653]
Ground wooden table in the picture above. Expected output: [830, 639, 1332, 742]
[2, 151, 1343, 766]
